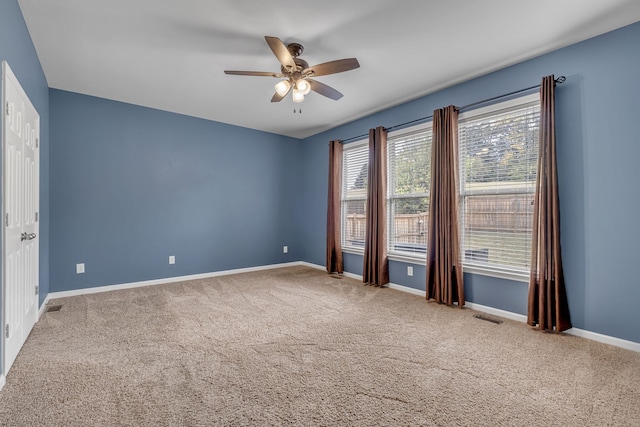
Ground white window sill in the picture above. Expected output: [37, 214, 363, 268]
[342, 247, 364, 256]
[388, 252, 426, 265]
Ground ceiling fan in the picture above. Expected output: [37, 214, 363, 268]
[224, 36, 360, 103]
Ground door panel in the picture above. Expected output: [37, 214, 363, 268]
[2, 61, 39, 374]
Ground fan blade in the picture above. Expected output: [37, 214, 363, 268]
[308, 79, 343, 100]
[271, 86, 292, 102]
[265, 36, 296, 70]
[224, 70, 283, 77]
[304, 58, 359, 77]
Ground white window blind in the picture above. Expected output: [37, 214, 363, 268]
[387, 125, 432, 257]
[341, 141, 369, 251]
[458, 94, 540, 275]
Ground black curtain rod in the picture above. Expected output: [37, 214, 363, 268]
[339, 76, 566, 144]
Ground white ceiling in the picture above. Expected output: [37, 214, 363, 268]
[17, 0, 640, 139]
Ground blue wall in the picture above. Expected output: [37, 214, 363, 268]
[298, 22, 640, 344]
[50, 90, 300, 291]
[0, 0, 50, 374]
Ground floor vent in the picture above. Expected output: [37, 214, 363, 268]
[474, 314, 503, 324]
[46, 304, 63, 312]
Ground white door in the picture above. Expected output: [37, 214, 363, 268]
[2, 61, 39, 374]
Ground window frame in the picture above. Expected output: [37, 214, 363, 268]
[341, 139, 369, 255]
[386, 123, 433, 263]
[458, 92, 540, 282]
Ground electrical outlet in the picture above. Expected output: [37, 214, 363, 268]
[76, 263, 85, 274]
[283, 246, 288, 254]
[169, 256, 175, 265]
[407, 266, 413, 277]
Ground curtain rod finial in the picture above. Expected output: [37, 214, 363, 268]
[555, 76, 566, 84]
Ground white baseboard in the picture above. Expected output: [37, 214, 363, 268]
[564, 327, 640, 353]
[0, 374, 5, 391]
[464, 305, 640, 352]
[388, 282, 426, 297]
[299, 262, 326, 272]
[47, 262, 303, 300]
[42, 260, 640, 353]
[38, 296, 51, 319]
[300, 261, 640, 352]
[342, 271, 361, 281]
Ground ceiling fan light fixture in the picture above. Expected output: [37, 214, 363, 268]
[225, 36, 359, 104]
[275, 80, 291, 97]
[296, 79, 311, 95]
[292, 88, 305, 103]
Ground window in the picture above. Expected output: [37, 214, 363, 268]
[341, 140, 369, 251]
[387, 125, 432, 258]
[458, 93, 540, 277]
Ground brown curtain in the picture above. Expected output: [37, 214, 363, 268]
[363, 127, 389, 286]
[426, 106, 464, 307]
[527, 75, 571, 332]
[326, 140, 344, 274]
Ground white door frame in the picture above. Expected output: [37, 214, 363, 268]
[1, 60, 40, 380]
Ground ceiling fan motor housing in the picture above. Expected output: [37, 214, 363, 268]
[286, 43, 304, 58]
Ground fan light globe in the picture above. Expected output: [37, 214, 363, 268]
[292, 89, 305, 103]
[275, 80, 291, 97]
[296, 79, 311, 95]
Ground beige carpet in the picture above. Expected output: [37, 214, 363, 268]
[1, 266, 639, 426]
